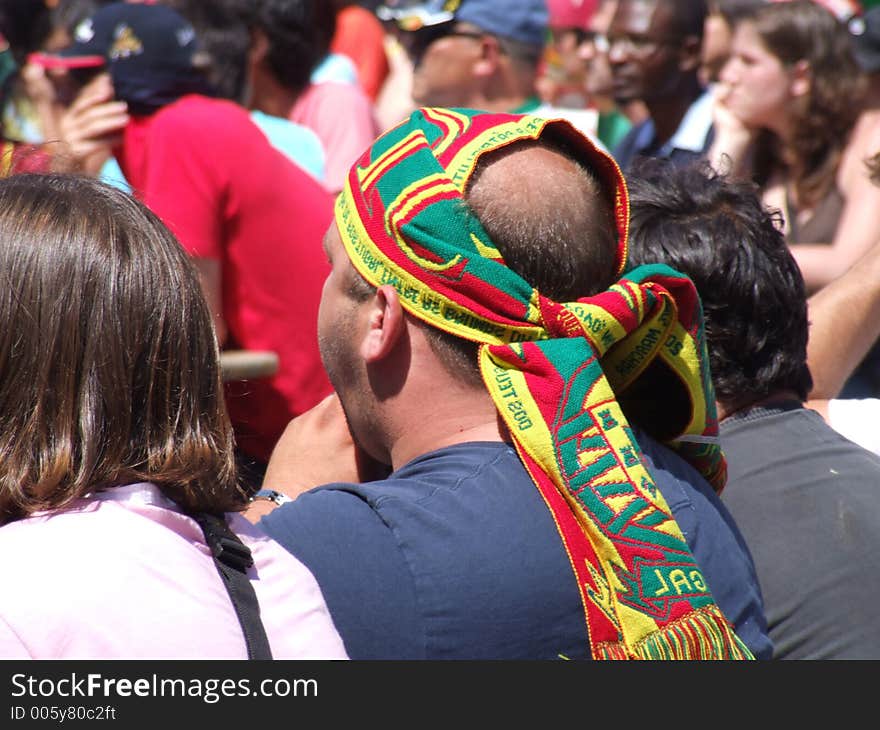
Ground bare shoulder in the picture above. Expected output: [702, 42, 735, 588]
[840, 109, 880, 188]
[851, 107, 880, 146]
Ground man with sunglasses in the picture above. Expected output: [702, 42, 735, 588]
[378, 0, 607, 148]
[606, 0, 714, 171]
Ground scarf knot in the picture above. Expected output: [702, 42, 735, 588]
[538, 295, 587, 340]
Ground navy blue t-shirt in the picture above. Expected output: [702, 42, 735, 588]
[261, 436, 771, 660]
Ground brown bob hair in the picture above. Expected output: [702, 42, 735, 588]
[0, 174, 244, 522]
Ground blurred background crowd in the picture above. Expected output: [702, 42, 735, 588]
[3, 0, 880, 457]
[3, 0, 880, 660]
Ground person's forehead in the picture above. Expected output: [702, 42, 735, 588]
[611, 0, 673, 35]
[730, 19, 765, 52]
[323, 220, 344, 254]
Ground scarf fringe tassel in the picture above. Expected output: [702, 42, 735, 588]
[595, 607, 755, 660]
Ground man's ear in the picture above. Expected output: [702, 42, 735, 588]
[790, 59, 811, 98]
[249, 27, 270, 65]
[473, 35, 503, 78]
[361, 285, 405, 362]
[679, 35, 703, 73]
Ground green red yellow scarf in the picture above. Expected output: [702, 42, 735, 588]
[336, 107, 752, 660]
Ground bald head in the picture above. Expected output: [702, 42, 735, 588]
[466, 140, 619, 300]
[417, 139, 621, 386]
[347, 138, 621, 305]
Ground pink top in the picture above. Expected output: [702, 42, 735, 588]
[0, 483, 348, 659]
[290, 81, 380, 194]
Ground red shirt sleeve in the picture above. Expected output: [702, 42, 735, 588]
[120, 104, 224, 260]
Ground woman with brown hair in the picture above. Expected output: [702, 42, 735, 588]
[708, 0, 880, 294]
[0, 173, 346, 659]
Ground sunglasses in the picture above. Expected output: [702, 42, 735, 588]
[569, 29, 610, 53]
[604, 33, 682, 56]
[400, 22, 486, 65]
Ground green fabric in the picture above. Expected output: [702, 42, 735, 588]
[597, 109, 632, 152]
[509, 96, 542, 114]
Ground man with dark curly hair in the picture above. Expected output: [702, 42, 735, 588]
[626, 159, 880, 659]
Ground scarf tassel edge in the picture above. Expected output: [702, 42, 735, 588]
[594, 608, 755, 661]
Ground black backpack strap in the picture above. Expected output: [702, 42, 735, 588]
[190, 511, 273, 660]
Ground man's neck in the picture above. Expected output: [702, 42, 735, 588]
[247, 68, 301, 119]
[463, 91, 536, 115]
[384, 382, 508, 470]
[717, 390, 803, 422]
[645, 82, 703, 147]
[470, 68, 539, 115]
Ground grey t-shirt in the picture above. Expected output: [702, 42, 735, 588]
[721, 400, 880, 659]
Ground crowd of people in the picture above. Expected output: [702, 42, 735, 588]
[0, 0, 878, 660]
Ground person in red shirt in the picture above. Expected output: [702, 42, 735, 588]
[41, 2, 334, 479]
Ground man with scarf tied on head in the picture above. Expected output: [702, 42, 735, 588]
[255, 107, 771, 660]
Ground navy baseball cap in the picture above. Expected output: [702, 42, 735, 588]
[29, 1, 211, 113]
[378, 0, 549, 48]
[850, 7, 880, 74]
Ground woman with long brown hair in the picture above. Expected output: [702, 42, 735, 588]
[709, 0, 880, 294]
